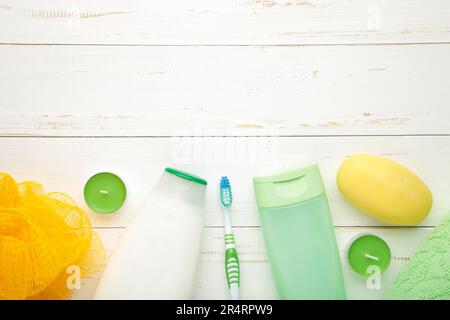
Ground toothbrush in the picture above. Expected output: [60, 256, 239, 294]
[219, 176, 240, 300]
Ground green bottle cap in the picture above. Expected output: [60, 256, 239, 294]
[165, 167, 207, 185]
[253, 164, 325, 208]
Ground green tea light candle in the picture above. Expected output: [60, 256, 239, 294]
[348, 234, 391, 276]
[84, 172, 127, 214]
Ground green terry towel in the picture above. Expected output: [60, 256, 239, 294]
[385, 214, 450, 300]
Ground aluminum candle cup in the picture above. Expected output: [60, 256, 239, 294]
[347, 234, 391, 276]
[84, 172, 127, 214]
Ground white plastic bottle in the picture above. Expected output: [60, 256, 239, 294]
[94, 168, 207, 300]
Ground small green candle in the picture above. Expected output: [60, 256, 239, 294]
[348, 234, 391, 276]
[84, 172, 127, 214]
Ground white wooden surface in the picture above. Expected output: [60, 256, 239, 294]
[1, 0, 450, 45]
[1, 44, 450, 137]
[0, 0, 449, 300]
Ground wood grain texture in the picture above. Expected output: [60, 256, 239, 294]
[0, 0, 450, 45]
[1, 44, 450, 137]
[70, 227, 433, 300]
[1, 0, 448, 301]
[0, 136, 447, 228]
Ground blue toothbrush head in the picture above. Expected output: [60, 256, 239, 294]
[220, 176, 233, 208]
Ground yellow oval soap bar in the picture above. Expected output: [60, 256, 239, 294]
[337, 155, 432, 225]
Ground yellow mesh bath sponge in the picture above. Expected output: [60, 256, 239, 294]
[0, 173, 105, 300]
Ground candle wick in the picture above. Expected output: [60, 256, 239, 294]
[365, 254, 379, 261]
[100, 190, 109, 195]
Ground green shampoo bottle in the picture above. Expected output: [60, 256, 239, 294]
[253, 164, 346, 300]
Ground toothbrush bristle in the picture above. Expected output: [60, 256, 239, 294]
[220, 176, 233, 208]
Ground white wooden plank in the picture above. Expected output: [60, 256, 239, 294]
[0, 136, 448, 227]
[0, 0, 450, 45]
[1, 44, 450, 136]
[70, 226, 434, 300]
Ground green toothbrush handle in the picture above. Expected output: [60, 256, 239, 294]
[224, 234, 240, 292]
